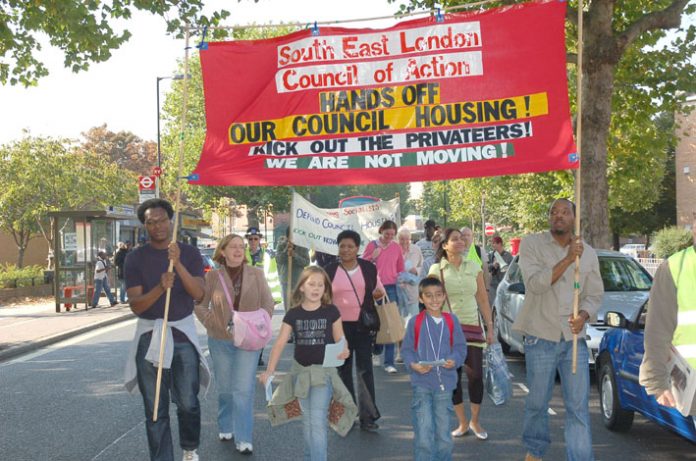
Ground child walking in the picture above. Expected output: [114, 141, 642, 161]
[401, 277, 467, 461]
[260, 266, 355, 461]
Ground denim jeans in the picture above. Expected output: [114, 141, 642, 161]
[300, 376, 333, 461]
[338, 321, 380, 424]
[522, 335, 594, 461]
[118, 278, 128, 303]
[374, 284, 398, 367]
[136, 331, 201, 461]
[91, 277, 116, 306]
[412, 386, 454, 461]
[207, 337, 261, 444]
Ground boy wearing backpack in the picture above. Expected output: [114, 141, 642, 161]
[401, 277, 467, 461]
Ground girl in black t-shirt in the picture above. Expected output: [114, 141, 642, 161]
[260, 266, 349, 461]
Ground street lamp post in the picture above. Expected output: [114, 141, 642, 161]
[156, 74, 188, 198]
[156, 74, 188, 170]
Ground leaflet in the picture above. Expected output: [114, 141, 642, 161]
[667, 346, 696, 417]
[418, 359, 447, 367]
[323, 337, 347, 368]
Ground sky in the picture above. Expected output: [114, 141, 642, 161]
[0, 0, 407, 145]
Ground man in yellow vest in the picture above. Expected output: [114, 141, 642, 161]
[640, 214, 696, 414]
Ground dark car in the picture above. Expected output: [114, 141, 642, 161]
[494, 250, 653, 364]
[596, 304, 696, 442]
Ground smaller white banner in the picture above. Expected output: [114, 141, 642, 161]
[290, 192, 400, 255]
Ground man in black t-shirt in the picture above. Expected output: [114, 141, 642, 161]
[124, 199, 206, 461]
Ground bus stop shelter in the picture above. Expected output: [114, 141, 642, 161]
[49, 207, 137, 313]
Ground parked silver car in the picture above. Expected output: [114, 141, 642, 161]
[494, 250, 652, 365]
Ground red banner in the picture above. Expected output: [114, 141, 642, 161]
[191, 0, 576, 186]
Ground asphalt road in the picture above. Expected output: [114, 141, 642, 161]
[1, 313, 695, 460]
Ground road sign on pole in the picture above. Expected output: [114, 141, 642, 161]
[139, 175, 158, 203]
[485, 224, 496, 236]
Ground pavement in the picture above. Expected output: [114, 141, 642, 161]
[0, 298, 135, 362]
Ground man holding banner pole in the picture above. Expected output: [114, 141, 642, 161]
[513, 198, 602, 461]
[123, 199, 209, 461]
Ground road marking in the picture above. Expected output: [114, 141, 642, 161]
[0, 319, 136, 368]
[514, 382, 557, 416]
[91, 420, 145, 460]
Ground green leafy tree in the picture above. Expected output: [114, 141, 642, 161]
[80, 124, 157, 175]
[609, 112, 677, 248]
[0, 1, 230, 86]
[0, 136, 135, 268]
[652, 225, 692, 258]
[394, 0, 695, 248]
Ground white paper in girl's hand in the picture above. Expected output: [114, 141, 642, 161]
[322, 337, 346, 367]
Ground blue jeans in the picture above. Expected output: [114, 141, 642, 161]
[522, 336, 594, 461]
[412, 386, 454, 461]
[207, 337, 260, 443]
[136, 331, 201, 461]
[374, 284, 398, 367]
[91, 277, 116, 306]
[119, 278, 127, 303]
[300, 376, 333, 461]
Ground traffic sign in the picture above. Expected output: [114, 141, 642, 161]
[152, 166, 162, 177]
[485, 224, 496, 236]
[139, 175, 156, 191]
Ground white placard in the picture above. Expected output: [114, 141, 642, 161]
[290, 192, 400, 255]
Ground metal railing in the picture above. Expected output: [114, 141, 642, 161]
[636, 258, 663, 277]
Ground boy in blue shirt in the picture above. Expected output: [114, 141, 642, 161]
[401, 277, 467, 461]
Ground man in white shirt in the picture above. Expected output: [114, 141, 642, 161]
[91, 251, 118, 308]
[416, 220, 438, 261]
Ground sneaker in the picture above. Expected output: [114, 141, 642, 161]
[236, 442, 253, 454]
[384, 365, 398, 374]
[218, 432, 233, 441]
[182, 449, 199, 461]
[110, 301, 118, 307]
[395, 356, 404, 364]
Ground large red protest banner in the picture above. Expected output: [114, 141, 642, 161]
[191, 0, 576, 186]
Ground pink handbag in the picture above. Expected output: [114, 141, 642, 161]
[218, 271, 272, 351]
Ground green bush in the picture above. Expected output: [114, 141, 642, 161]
[0, 263, 45, 288]
[652, 227, 693, 259]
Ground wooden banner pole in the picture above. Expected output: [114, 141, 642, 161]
[572, 0, 584, 375]
[153, 25, 191, 421]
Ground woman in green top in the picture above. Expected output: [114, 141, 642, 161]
[428, 228, 495, 440]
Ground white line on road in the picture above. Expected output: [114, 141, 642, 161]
[0, 318, 136, 368]
[514, 382, 557, 416]
[91, 420, 145, 461]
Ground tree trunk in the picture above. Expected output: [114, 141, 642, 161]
[579, 1, 618, 250]
[580, 62, 614, 249]
[612, 232, 620, 251]
[17, 247, 25, 268]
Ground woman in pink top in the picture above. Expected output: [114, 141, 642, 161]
[362, 220, 404, 373]
[326, 230, 384, 432]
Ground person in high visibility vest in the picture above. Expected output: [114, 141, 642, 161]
[640, 215, 696, 414]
